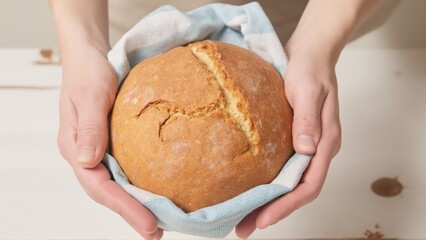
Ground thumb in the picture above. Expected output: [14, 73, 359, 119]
[291, 87, 324, 155]
[75, 94, 110, 168]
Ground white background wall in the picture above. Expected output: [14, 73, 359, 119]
[0, 0, 426, 49]
[1, 1, 426, 240]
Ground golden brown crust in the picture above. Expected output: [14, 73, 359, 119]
[110, 40, 293, 212]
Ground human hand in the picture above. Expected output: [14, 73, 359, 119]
[57, 46, 163, 240]
[234, 0, 384, 237]
[235, 50, 342, 238]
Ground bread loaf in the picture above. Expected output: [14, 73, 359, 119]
[110, 40, 293, 212]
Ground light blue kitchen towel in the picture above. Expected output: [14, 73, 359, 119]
[104, 2, 312, 238]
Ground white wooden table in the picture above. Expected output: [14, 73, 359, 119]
[1, 48, 425, 240]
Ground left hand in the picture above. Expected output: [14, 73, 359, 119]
[57, 45, 163, 240]
[235, 50, 342, 238]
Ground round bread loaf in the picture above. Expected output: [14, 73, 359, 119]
[110, 40, 293, 212]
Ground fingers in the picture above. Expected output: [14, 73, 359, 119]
[255, 140, 330, 229]
[57, 90, 111, 168]
[56, 53, 156, 237]
[74, 163, 160, 238]
[256, 90, 341, 229]
[255, 166, 326, 229]
[290, 85, 325, 155]
[320, 89, 342, 157]
[74, 89, 111, 168]
[98, 180, 160, 238]
[58, 53, 116, 168]
[57, 96, 78, 163]
[235, 208, 261, 239]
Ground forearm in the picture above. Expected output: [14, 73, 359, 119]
[286, 0, 382, 64]
[49, 0, 110, 63]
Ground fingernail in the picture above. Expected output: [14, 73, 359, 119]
[144, 227, 158, 235]
[76, 146, 95, 164]
[297, 134, 316, 153]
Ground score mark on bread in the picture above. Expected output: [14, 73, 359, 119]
[133, 41, 259, 154]
[190, 42, 259, 154]
[110, 40, 294, 212]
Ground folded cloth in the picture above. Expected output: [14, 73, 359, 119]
[105, 2, 311, 238]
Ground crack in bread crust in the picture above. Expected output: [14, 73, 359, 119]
[133, 41, 259, 155]
[134, 99, 223, 119]
[134, 99, 224, 140]
[110, 40, 293, 213]
[189, 42, 259, 154]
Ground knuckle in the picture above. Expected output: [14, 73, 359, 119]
[74, 87, 112, 110]
[91, 191, 104, 205]
[306, 185, 321, 202]
[334, 129, 342, 151]
[292, 84, 326, 100]
[329, 124, 341, 140]
[304, 85, 326, 98]
[57, 143, 68, 161]
[288, 201, 299, 215]
[294, 114, 320, 130]
[328, 124, 342, 154]
[87, 183, 103, 204]
[57, 134, 72, 163]
[287, 83, 326, 104]
[57, 135, 66, 153]
[114, 206, 124, 218]
[78, 124, 104, 138]
[311, 189, 321, 201]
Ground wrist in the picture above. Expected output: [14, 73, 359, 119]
[49, 0, 110, 60]
[284, 33, 344, 67]
[60, 40, 110, 69]
[285, 13, 352, 65]
[59, 35, 110, 58]
[285, 0, 382, 65]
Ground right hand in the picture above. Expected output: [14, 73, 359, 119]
[235, 48, 342, 238]
[57, 45, 163, 240]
